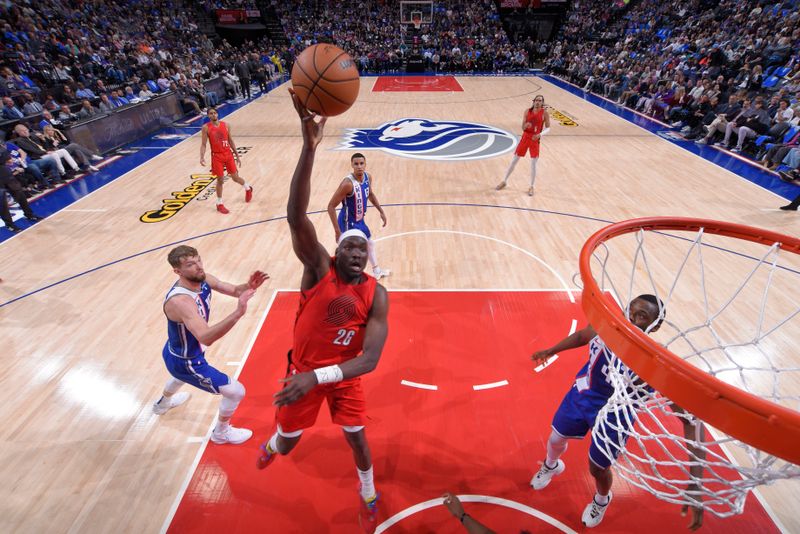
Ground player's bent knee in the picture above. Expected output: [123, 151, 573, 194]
[221, 380, 245, 400]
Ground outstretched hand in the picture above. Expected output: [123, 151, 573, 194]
[248, 270, 269, 290]
[441, 493, 465, 518]
[288, 88, 327, 149]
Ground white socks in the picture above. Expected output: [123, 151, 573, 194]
[594, 492, 610, 505]
[216, 197, 224, 205]
[267, 432, 280, 454]
[367, 239, 378, 270]
[503, 155, 520, 184]
[530, 158, 538, 188]
[358, 466, 376, 500]
[546, 431, 568, 468]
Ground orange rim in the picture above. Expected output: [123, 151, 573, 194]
[580, 217, 800, 465]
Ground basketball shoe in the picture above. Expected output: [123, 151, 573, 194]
[256, 441, 277, 469]
[152, 392, 190, 415]
[530, 459, 565, 490]
[582, 492, 612, 528]
[216, 203, 230, 214]
[372, 267, 391, 280]
[245, 186, 253, 203]
[210, 425, 252, 444]
[358, 487, 379, 533]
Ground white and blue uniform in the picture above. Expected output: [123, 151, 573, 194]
[337, 172, 371, 238]
[162, 282, 230, 393]
[551, 335, 635, 468]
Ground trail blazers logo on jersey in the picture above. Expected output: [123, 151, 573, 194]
[325, 294, 358, 326]
[337, 118, 516, 160]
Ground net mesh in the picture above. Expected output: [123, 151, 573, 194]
[587, 225, 800, 517]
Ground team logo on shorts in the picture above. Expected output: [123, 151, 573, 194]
[337, 118, 516, 161]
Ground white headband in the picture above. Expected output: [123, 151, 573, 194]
[338, 228, 368, 245]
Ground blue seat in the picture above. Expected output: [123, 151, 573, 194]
[762, 75, 780, 89]
[774, 66, 791, 78]
[762, 126, 800, 150]
[147, 80, 159, 92]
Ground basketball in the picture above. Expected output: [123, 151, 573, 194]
[291, 44, 360, 117]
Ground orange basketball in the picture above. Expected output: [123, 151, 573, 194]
[291, 44, 360, 117]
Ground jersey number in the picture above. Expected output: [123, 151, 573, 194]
[333, 329, 356, 346]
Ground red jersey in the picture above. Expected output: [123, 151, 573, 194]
[206, 121, 231, 155]
[523, 108, 545, 136]
[292, 259, 377, 371]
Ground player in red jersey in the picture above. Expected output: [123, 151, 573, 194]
[200, 107, 253, 214]
[496, 94, 551, 196]
[256, 89, 390, 533]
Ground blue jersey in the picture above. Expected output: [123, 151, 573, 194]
[573, 335, 618, 399]
[340, 172, 370, 227]
[163, 281, 212, 359]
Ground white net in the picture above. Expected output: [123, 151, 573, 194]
[586, 223, 800, 517]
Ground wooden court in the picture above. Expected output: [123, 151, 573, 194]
[0, 75, 797, 532]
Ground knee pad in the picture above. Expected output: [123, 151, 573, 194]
[342, 425, 365, 433]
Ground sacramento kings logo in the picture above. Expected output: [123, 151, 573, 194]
[337, 118, 516, 161]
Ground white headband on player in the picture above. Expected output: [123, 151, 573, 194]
[338, 229, 368, 245]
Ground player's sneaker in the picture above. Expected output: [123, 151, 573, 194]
[358, 487, 379, 533]
[216, 203, 230, 214]
[210, 425, 253, 444]
[372, 267, 391, 280]
[495, 181, 507, 190]
[527, 186, 535, 197]
[530, 459, 565, 490]
[582, 492, 612, 528]
[152, 392, 190, 415]
[245, 186, 253, 203]
[256, 441, 277, 470]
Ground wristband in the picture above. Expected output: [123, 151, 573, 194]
[313, 364, 343, 384]
[539, 127, 550, 136]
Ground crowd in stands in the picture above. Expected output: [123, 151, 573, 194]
[0, 0, 291, 210]
[273, 0, 531, 73]
[545, 0, 800, 186]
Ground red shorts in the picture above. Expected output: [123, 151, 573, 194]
[514, 135, 540, 158]
[211, 152, 237, 178]
[276, 365, 367, 433]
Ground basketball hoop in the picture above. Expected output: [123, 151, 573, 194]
[579, 217, 800, 516]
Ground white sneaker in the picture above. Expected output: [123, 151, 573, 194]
[373, 267, 391, 280]
[530, 459, 565, 490]
[582, 492, 613, 528]
[152, 391, 191, 415]
[210, 425, 253, 445]
[88, 165, 100, 172]
[90, 155, 103, 161]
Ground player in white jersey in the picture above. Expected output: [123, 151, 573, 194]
[530, 295, 705, 529]
[327, 152, 391, 280]
[152, 245, 268, 445]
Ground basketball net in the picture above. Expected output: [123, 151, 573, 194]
[581, 218, 800, 517]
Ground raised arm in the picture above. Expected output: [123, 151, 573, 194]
[287, 89, 330, 283]
[327, 179, 353, 242]
[205, 271, 268, 297]
[164, 292, 254, 347]
[532, 325, 596, 365]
